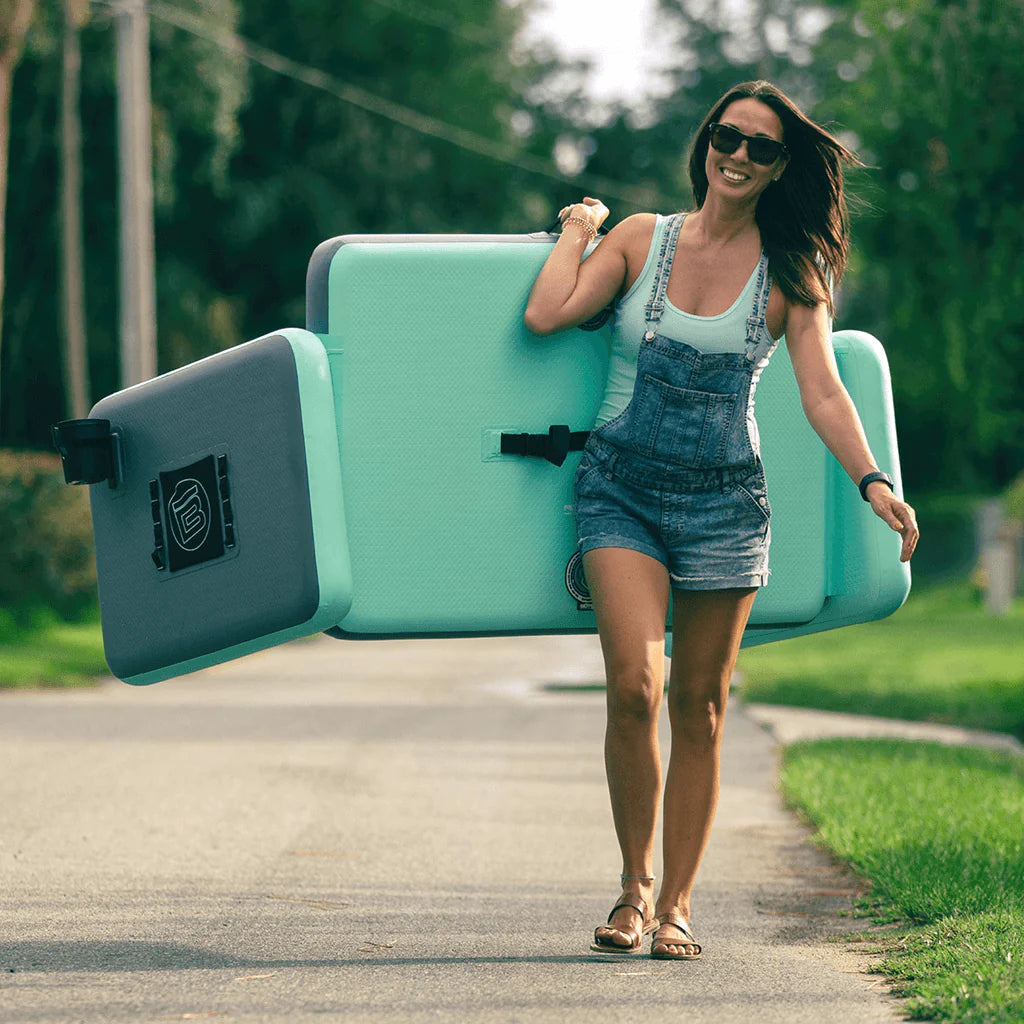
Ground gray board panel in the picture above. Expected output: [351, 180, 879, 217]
[89, 335, 319, 679]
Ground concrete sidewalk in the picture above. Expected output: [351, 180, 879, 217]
[0, 634, 905, 1023]
[744, 700, 1024, 756]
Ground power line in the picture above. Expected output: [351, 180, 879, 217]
[136, 0, 675, 211]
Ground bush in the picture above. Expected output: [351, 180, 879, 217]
[903, 491, 985, 584]
[1004, 470, 1024, 522]
[0, 448, 97, 620]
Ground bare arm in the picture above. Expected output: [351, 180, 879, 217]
[785, 301, 919, 562]
[524, 202, 649, 335]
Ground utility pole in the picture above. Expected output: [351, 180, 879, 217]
[115, 0, 156, 389]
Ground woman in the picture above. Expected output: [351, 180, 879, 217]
[524, 81, 919, 961]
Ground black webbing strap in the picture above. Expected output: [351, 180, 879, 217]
[500, 425, 590, 467]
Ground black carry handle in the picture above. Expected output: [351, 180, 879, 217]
[542, 218, 614, 332]
[500, 424, 590, 467]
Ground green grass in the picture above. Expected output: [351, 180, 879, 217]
[0, 606, 109, 688]
[738, 579, 1024, 738]
[782, 738, 1024, 1023]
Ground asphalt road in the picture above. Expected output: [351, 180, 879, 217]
[0, 634, 905, 1023]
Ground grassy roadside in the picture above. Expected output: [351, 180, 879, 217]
[0, 607, 109, 688]
[781, 738, 1024, 1023]
[738, 579, 1024, 738]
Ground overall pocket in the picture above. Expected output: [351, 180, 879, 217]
[732, 473, 772, 540]
[628, 374, 737, 467]
[573, 449, 607, 497]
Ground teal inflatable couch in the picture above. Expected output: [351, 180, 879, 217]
[52, 232, 910, 685]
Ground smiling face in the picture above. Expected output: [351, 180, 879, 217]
[703, 98, 789, 204]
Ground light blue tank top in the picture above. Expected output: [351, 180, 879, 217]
[594, 213, 771, 428]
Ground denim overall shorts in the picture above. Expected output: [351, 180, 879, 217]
[573, 213, 778, 590]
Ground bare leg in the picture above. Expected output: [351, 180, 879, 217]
[653, 586, 758, 957]
[583, 547, 670, 949]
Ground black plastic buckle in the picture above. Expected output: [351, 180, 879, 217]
[51, 419, 122, 489]
[500, 424, 589, 467]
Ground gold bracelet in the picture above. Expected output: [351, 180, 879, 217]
[563, 215, 596, 240]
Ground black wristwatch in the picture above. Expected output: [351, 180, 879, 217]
[859, 471, 895, 502]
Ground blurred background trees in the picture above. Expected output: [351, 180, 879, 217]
[1, 0, 1022, 498]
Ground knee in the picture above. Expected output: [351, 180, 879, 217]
[668, 686, 726, 746]
[606, 663, 662, 726]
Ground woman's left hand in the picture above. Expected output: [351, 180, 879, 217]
[867, 483, 919, 562]
[557, 197, 610, 234]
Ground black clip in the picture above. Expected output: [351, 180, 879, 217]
[500, 424, 589, 467]
[51, 419, 122, 489]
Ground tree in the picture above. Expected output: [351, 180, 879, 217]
[0, 0, 656, 447]
[814, 0, 1024, 490]
[0, 0, 37, 424]
[575, 0, 834, 225]
[0, 0, 248, 443]
[211, 0, 572, 341]
[591, 0, 1024, 492]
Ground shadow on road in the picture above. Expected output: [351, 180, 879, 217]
[1, 941, 606, 973]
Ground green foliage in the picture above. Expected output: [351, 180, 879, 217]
[0, 448, 98, 617]
[582, 0, 829, 217]
[1, 0, 568, 445]
[3, 0, 251, 441]
[738, 578, 1024, 738]
[631, 0, 1024, 494]
[149, 0, 248, 205]
[1003, 470, 1024, 521]
[814, 0, 1024, 490]
[5, 0, 1022, 500]
[0, 604, 108, 688]
[215, 0, 576, 332]
[782, 739, 1024, 1022]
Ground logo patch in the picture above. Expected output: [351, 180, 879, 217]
[565, 550, 592, 611]
[159, 456, 225, 571]
[168, 478, 211, 551]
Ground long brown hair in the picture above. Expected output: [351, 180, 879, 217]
[688, 81, 861, 316]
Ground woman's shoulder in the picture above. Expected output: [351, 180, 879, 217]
[604, 212, 660, 259]
[610, 212, 659, 237]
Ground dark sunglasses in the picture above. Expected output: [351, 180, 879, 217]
[708, 122, 788, 166]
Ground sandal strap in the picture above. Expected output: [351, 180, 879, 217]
[594, 900, 657, 951]
[606, 899, 650, 928]
[657, 914, 700, 948]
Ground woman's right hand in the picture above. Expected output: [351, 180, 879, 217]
[525, 200, 641, 335]
[557, 197, 610, 234]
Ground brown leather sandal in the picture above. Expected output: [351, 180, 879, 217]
[589, 875, 659, 956]
[650, 913, 702, 960]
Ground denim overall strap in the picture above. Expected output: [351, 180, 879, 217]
[744, 250, 773, 364]
[642, 213, 686, 339]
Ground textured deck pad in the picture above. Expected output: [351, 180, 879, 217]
[88, 329, 351, 684]
[308, 234, 909, 641]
